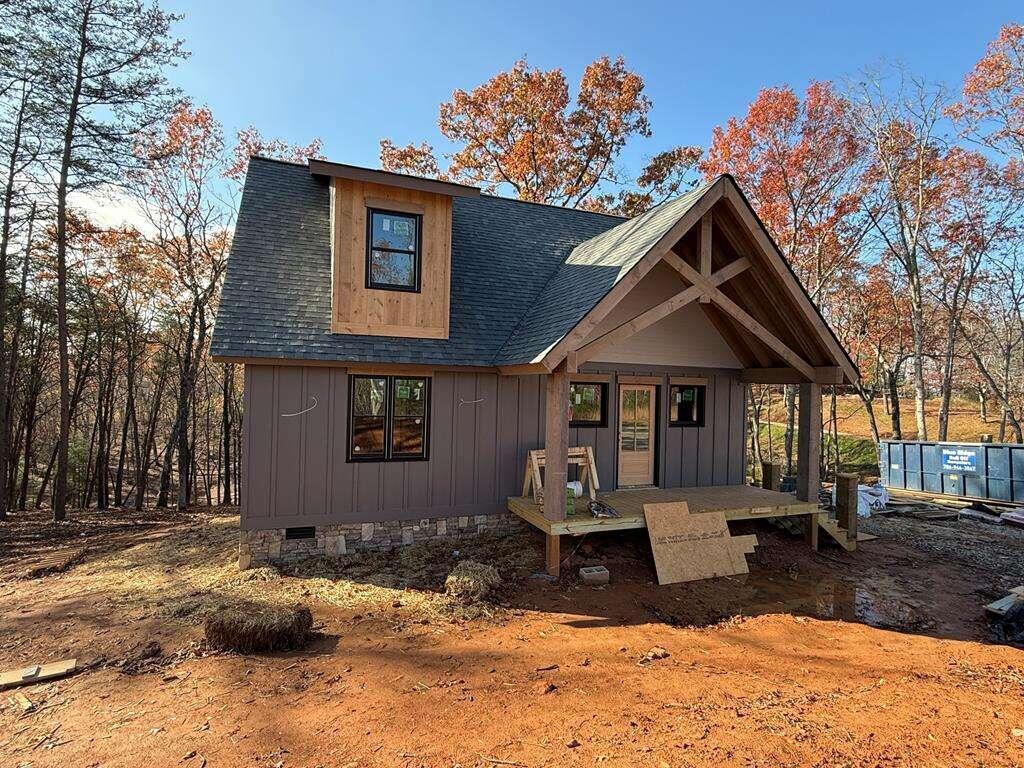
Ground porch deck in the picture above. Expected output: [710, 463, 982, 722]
[506, 484, 819, 536]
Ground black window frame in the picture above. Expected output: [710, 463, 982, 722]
[668, 383, 706, 428]
[365, 208, 423, 293]
[568, 381, 608, 428]
[347, 374, 431, 462]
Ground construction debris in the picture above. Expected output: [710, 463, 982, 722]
[20, 547, 88, 580]
[999, 510, 1024, 528]
[959, 506, 1005, 526]
[579, 565, 609, 585]
[644, 501, 757, 585]
[639, 647, 670, 665]
[884, 501, 960, 521]
[985, 587, 1024, 618]
[0, 658, 78, 690]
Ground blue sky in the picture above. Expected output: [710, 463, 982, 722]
[170, 1, 1018, 180]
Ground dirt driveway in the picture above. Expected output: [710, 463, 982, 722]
[2, 508, 1023, 767]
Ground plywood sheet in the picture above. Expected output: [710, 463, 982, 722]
[643, 501, 757, 585]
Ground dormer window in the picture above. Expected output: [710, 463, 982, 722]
[366, 208, 421, 292]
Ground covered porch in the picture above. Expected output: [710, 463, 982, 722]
[500, 177, 858, 577]
[507, 484, 819, 536]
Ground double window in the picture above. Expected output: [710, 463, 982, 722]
[569, 382, 607, 427]
[366, 208, 421, 292]
[669, 383, 705, 427]
[348, 375, 430, 461]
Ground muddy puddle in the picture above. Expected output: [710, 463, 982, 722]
[728, 571, 935, 632]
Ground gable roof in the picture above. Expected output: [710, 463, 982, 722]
[211, 158, 858, 383]
[495, 181, 715, 365]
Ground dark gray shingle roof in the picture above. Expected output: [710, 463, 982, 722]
[494, 182, 714, 364]
[210, 157, 628, 366]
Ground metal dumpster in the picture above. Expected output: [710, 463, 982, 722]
[879, 440, 1024, 503]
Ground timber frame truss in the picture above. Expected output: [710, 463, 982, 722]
[505, 176, 858, 388]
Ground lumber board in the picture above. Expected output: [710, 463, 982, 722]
[0, 658, 78, 690]
[644, 501, 758, 584]
[985, 587, 1024, 618]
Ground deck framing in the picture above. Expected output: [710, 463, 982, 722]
[507, 484, 819, 536]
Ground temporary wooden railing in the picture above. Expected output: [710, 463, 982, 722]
[522, 446, 600, 505]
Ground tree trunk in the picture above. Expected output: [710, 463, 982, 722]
[749, 387, 763, 483]
[53, 7, 90, 521]
[135, 368, 167, 511]
[829, 387, 840, 476]
[908, 284, 928, 441]
[887, 370, 902, 440]
[936, 313, 959, 442]
[0, 88, 31, 522]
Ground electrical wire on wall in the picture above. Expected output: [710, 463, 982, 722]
[281, 394, 319, 418]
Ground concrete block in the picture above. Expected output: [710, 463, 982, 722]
[579, 565, 610, 585]
[361, 523, 374, 541]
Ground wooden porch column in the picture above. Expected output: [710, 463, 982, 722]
[797, 382, 822, 549]
[761, 461, 782, 492]
[835, 472, 859, 544]
[543, 367, 569, 577]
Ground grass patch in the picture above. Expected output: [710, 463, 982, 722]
[754, 423, 880, 479]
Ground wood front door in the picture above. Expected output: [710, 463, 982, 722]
[617, 384, 656, 487]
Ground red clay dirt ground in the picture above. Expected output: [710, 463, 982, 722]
[2, 508, 1024, 768]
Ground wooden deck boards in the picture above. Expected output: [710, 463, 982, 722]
[507, 485, 819, 535]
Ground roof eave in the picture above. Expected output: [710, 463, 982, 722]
[308, 159, 480, 198]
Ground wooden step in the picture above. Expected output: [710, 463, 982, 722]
[818, 517, 856, 552]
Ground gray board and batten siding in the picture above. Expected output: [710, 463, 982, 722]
[241, 363, 747, 531]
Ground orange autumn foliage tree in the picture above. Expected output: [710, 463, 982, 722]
[948, 23, 1024, 166]
[380, 56, 701, 213]
[226, 125, 325, 182]
[703, 81, 868, 471]
[701, 81, 866, 301]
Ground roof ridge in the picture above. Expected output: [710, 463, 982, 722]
[248, 155, 310, 168]
[476, 192, 628, 221]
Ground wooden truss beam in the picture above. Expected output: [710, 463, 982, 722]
[699, 212, 712, 303]
[575, 257, 751, 364]
[539, 178, 727, 372]
[663, 252, 817, 381]
[722, 186, 859, 384]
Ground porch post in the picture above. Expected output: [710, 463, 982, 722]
[797, 382, 822, 550]
[543, 367, 569, 577]
[796, 382, 822, 502]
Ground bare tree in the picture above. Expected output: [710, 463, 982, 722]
[848, 66, 948, 441]
[32, 0, 184, 520]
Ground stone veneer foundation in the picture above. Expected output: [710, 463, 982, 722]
[238, 511, 526, 569]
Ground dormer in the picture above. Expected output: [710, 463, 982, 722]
[309, 160, 479, 339]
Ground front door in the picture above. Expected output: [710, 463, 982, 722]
[617, 384, 656, 487]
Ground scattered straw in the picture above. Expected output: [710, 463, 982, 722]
[204, 600, 313, 653]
